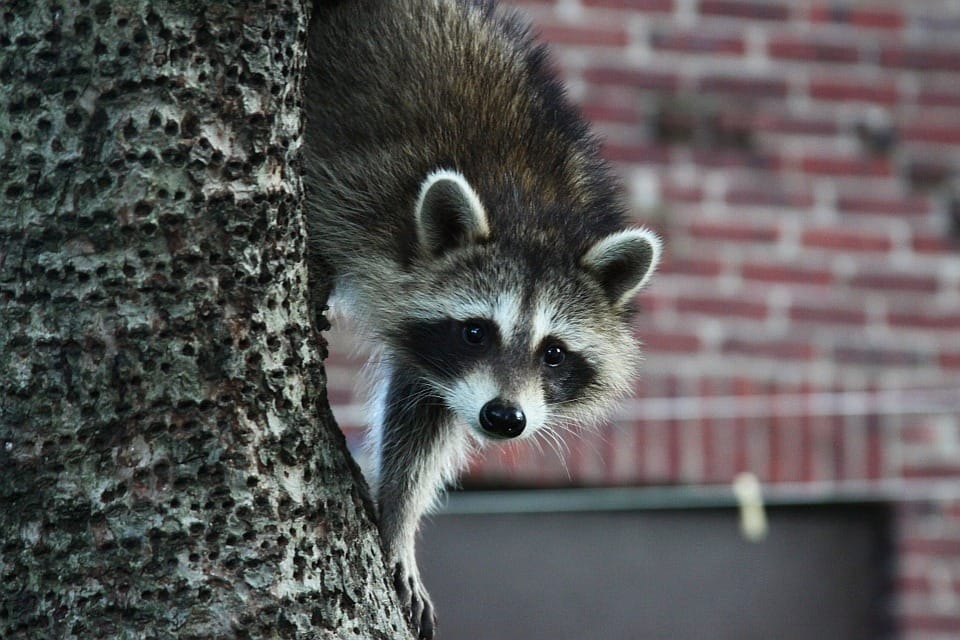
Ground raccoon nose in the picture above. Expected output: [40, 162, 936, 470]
[479, 399, 526, 439]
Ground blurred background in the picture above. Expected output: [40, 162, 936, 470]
[326, 0, 960, 637]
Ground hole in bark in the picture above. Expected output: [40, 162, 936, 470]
[180, 112, 199, 137]
[64, 109, 83, 128]
[93, 2, 111, 22]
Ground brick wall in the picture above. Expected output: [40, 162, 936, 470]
[325, 1, 960, 637]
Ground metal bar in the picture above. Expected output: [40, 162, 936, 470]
[437, 478, 960, 515]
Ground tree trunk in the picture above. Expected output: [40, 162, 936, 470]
[0, 2, 409, 638]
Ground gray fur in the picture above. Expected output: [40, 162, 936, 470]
[305, 1, 660, 636]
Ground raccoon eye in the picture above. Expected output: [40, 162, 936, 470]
[543, 344, 565, 367]
[461, 321, 487, 346]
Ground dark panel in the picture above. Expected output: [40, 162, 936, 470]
[419, 503, 891, 640]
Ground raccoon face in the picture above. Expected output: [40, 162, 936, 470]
[395, 298, 598, 441]
[390, 169, 661, 442]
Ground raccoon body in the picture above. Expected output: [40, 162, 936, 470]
[305, 1, 660, 636]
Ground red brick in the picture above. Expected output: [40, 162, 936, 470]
[834, 345, 927, 367]
[901, 465, 960, 480]
[901, 421, 940, 446]
[918, 89, 960, 108]
[866, 419, 883, 480]
[650, 31, 746, 56]
[769, 36, 861, 64]
[722, 338, 815, 360]
[641, 330, 703, 353]
[599, 142, 671, 164]
[849, 272, 939, 293]
[808, 5, 904, 30]
[881, 45, 960, 72]
[753, 113, 838, 136]
[801, 155, 891, 177]
[711, 111, 754, 138]
[838, 195, 931, 216]
[741, 262, 833, 286]
[638, 292, 673, 314]
[581, 100, 642, 124]
[895, 573, 931, 596]
[583, 67, 681, 91]
[698, 75, 788, 98]
[658, 256, 724, 277]
[687, 220, 780, 243]
[790, 304, 866, 325]
[901, 123, 960, 145]
[802, 228, 892, 252]
[581, 0, 673, 11]
[661, 182, 703, 203]
[675, 295, 769, 319]
[913, 233, 959, 254]
[898, 615, 960, 634]
[901, 535, 960, 555]
[726, 185, 814, 209]
[907, 160, 953, 190]
[941, 352, 960, 370]
[537, 23, 630, 47]
[809, 78, 898, 105]
[690, 149, 782, 171]
[888, 310, 960, 331]
[699, 0, 790, 20]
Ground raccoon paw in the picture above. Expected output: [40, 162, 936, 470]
[393, 560, 436, 639]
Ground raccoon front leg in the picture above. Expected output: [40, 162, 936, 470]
[372, 369, 471, 639]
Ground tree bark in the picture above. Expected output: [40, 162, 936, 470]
[0, 2, 409, 638]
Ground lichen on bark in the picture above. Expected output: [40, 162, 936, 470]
[0, 2, 408, 638]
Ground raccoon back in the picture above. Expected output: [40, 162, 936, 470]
[304, 0, 626, 287]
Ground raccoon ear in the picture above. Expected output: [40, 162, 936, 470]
[582, 228, 662, 307]
[414, 169, 489, 258]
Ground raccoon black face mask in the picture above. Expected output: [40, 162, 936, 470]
[305, 2, 661, 636]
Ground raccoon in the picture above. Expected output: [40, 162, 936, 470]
[305, 1, 661, 637]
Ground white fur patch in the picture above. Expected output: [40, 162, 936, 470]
[444, 368, 499, 434]
[362, 359, 392, 490]
[515, 381, 547, 435]
[491, 291, 522, 345]
[530, 298, 590, 353]
[429, 289, 522, 345]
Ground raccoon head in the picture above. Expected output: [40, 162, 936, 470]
[395, 169, 660, 442]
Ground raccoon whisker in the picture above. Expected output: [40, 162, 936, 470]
[533, 427, 572, 480]
[536, 429, 563, 459]
[538, 423, 572, 456]
[525, 433, 545, 457]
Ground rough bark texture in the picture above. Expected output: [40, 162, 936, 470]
[0, 2, 409, 638]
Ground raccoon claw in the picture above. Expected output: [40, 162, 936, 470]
[393, 561, 436, 639]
